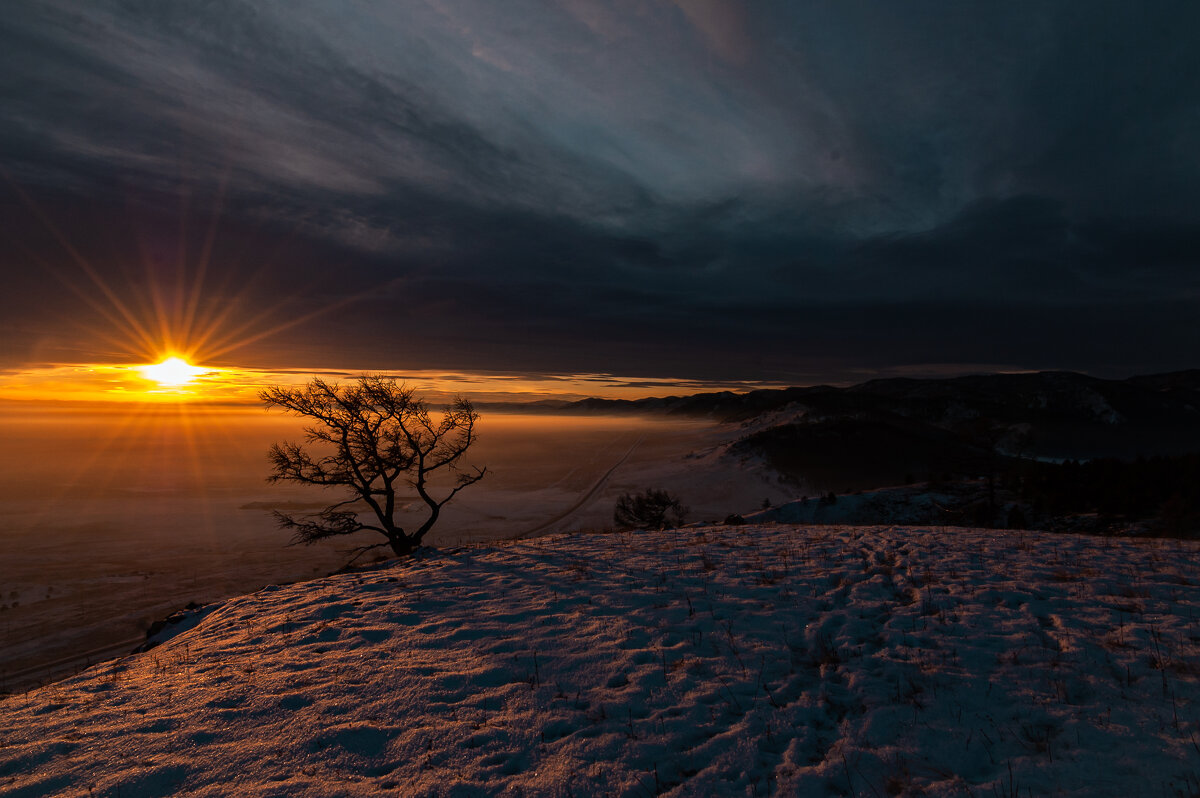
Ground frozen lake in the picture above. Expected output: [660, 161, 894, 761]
[0, 406, 780, 690]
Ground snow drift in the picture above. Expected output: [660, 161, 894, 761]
[2, 525, 1199, 796]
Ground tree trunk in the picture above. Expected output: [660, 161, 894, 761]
[412, 502, 440, 548]
[388, 534, 416, 557]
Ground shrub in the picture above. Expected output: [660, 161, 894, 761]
[613, 488, 687, 530]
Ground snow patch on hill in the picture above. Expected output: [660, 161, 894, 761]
[2, 526, 1198, 796]
[746, 488, 961, 526]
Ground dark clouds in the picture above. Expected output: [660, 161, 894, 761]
[2, 1, 1199, 381]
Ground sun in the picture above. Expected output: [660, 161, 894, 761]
[139, 356, 207, 386]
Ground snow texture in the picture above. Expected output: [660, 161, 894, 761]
[2, 525, 1199, 796]
[745, 489, 960, 527]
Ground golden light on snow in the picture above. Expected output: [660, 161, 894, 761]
[139, 356, 208, 387]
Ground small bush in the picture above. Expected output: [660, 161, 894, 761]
[613, 489, 687, 530]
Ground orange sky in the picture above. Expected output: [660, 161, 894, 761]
[0, 358, 790, 407]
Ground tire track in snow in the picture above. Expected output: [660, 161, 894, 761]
[510, 436, 644, 540]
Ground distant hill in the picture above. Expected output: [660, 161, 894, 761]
[555, 370, 1200, 467]
[474, 398, 574, 413]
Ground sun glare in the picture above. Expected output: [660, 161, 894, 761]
[140, 356, 207, 386]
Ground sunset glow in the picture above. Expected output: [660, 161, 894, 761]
[140, 356, 208, 386]
[0, 363, 790, 406]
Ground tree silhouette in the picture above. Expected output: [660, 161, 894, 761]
[261, 376, 486, 558]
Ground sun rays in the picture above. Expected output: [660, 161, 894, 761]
[3, 173, 363, 386]
[0, 182, 792, 406]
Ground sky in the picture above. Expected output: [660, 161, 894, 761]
[2, 0, 1199, 390]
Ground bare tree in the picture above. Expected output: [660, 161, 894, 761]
[261, 376, 486, 558]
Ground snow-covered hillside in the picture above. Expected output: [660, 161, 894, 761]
[2, 525, 1199, 796]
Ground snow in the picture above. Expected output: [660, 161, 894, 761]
[745, 488, 961, 526]
[2, 525, 1199, 796]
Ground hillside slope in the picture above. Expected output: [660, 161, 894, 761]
[2, 526, 1198, 796]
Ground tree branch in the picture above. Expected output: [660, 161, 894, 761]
[436, 466, 489, 509]
[274, 509, 367, 546]
[335, 541, 393, 571]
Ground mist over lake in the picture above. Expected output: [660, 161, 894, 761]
[0, 407, 774, 689]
